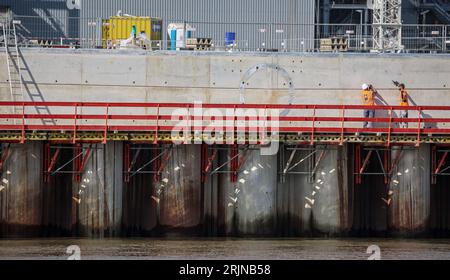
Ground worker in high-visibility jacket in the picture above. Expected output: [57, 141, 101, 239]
[361, 83, 376, 128]
[398, 83, 409, 128]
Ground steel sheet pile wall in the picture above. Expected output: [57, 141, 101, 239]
[0, 142, 123, 237]
[388, 146, 431, 235]
[122, 146, 157, 235]
[0, 142, 449, 238]
[76, 143, 123, 237]
[277, 145, 351, 236]
[158, 145, 202, 231]
[350, 147, 389, 235]
[0, 143, 43, 237]
[122, 145, 202, 236]
[215, 150, 278, 236]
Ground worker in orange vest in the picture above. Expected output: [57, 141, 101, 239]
[361, 84, 376, 128]
[398, 83, 409, 128]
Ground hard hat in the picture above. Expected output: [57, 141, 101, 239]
[362, 84, 369, 90]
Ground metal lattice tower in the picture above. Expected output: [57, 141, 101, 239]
[372, 0, 403, 52]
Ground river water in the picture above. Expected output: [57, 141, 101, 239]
[1, 239, 450, 260]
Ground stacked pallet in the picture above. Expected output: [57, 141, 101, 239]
[185, 38, 212, 51]
[320, 37, 348, 52]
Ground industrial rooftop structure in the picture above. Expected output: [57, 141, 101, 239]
[0, 0, 449, 53]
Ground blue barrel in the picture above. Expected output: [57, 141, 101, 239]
[225, 32, 236, 46]
[170, 29, 177, 50]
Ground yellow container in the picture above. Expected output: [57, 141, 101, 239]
[102, 16, 162, 49]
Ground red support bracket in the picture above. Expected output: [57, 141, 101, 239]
[230, 144, 239, 183]
[432, 145, 437, 184]
[236, 149, 251, 172]
[310, 149, 327, 181]
[43, 143, 60, 183]
[153, 146, 172, 182]
[201, 144, 218, 183]
[205, 150, 218, 174]
[355, 144, 361, 184]
[72, 144, 82, 182]
[47, 148, 61, 173]
[123, 143, 131, 183]
[153, 146, 161, 181]
[387, 148, 403, 183]
[0, 144, 11, 172]
[73, 144, 92, 182]
[359, 150, 373, 180]
[78, 145, 92, 179]
[43, 143, 50, 183]
[434, 151, 448, 175]
[201, 143, 207, 183]
[383, 149, 390, 184]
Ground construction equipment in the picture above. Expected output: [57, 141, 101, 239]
[185, 38, 212, 51]
[320, 37, 348, 52]
[392, 80, 402, 87]
[1, 20, 24, 118]
[102, 16, 162, 50]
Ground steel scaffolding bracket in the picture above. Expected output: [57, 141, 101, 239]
[0, 144, 11, 173]
[387, 147, 403, 184]
[279, 145, 330, 184]
[201, 144, 218, 183]
[43, 143, 93, 183]
[283, 146, 298, 175]
[73, 144, 92, 182]
[432, 145, 450, 184]
[354, 145, 404, 185]
[230, 144, 251, 183]
[122, 144, 172, 183]
[309, 149, 327, 182]
[153, 145, 173, 182]
[43, 143, 60, 183]
[209, 145, 250, 183]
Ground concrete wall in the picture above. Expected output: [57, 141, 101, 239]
[1, 49, 450, 131]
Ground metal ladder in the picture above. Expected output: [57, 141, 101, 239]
[2, 21, 56, 126]
[3, 21, 24, 118]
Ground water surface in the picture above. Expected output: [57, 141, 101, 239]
[0, 238, 449, 260]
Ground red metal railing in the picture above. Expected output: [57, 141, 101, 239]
[1, 101, 450, 144]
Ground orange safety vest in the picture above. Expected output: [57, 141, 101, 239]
[400, 89, 409, 107]
[361, 89, 375, 106]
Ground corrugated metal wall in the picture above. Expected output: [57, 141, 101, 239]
[5, 0, 315, 49]
[79, 0, 315, 49]
[3, 0, 79, 40]
[79, 0, 315, 23]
